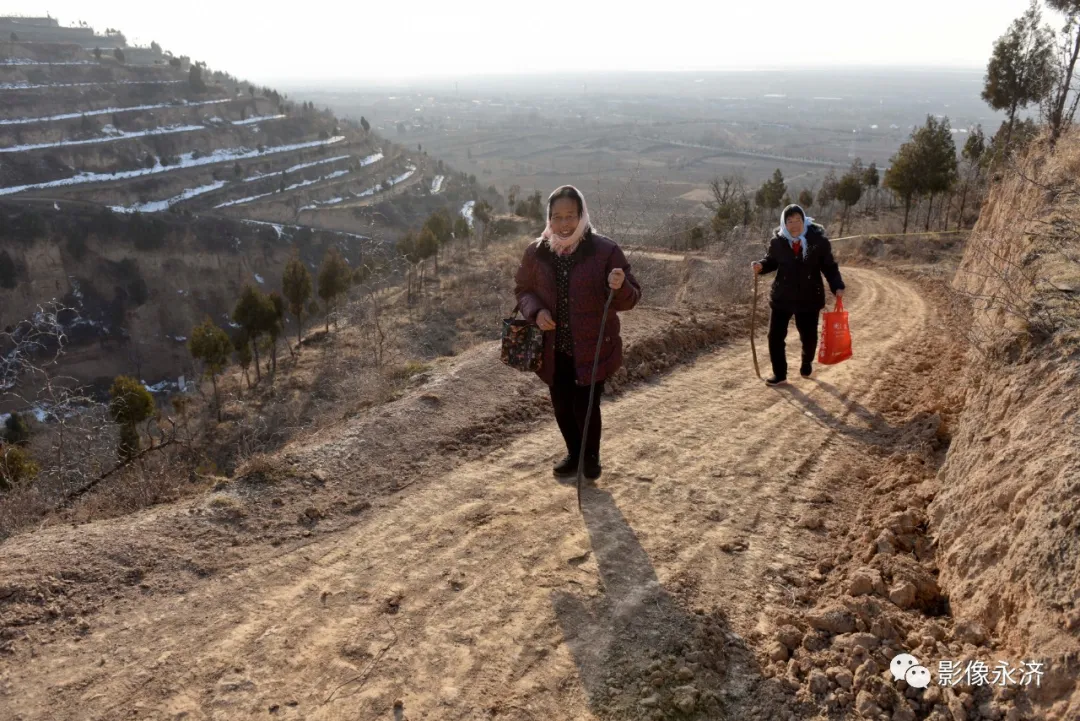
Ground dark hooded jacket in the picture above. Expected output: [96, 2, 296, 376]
[756, 223, 845, 312]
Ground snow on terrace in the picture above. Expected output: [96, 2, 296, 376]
[0, 80, 185, 91]
[110, 180, 227, 213]
[431, 175, 445, 193]
[0, 98, 231, 126]
[243, 154, 351, 183]
[0, 123, 205, 153]
[461, 200, 476, 227]
[298, 164, 414, 212]
[0, 59, 96, 66]
[241, 219, 372, 243]
[232, 114, 286, 126]
[0, 136, 347, 196]
[216, 169, 352, 209]
[218, 152, 385, 209]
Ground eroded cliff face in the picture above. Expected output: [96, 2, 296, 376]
[931, 135, 1080, 717]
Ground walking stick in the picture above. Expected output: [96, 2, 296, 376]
[750, 271, 762, 379]
[577, 286, 616, 511]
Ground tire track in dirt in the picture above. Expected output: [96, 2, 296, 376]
[1, 267, 931, 721]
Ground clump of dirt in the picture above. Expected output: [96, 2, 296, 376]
[583, 605, 731, 720]
[738, 268, 1052, 720]
[926, 134, 1080, 719]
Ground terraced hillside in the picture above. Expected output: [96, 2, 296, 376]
[0, 19, 479, 397]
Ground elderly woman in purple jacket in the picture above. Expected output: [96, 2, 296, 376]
[513, 186, 641, 480]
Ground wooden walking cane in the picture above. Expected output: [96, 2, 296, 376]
[577, 287, 616, 511]
[750, 270, 762, 379]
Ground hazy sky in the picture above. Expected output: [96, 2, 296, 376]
[10, 1, 1048, 84]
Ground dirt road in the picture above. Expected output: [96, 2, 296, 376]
[1, 267, 932, 720]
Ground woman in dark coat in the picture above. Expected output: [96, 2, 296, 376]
[513, 185, 641, 479]
[752, 204, 845, 386]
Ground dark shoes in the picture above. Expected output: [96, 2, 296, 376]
[553, 454, 602, 480]
[766, 363, 810, 384]
[553, 455, 577, 477]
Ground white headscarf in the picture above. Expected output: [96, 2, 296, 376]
[540, 185, 591, 256]
[779, 204, 813, 258]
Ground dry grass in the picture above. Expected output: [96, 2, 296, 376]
[0, 228, 760, 538]
[952, 129, 1080, 355]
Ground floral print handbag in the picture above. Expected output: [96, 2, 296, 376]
[501, 304, 544, 372]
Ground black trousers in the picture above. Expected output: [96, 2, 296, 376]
[550, 352, 603, 461]
[768, 308, 820, 379]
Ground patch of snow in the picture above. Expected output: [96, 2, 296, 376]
[143, 379, 179, 395]
[0, 80, 185, 91]
[254, 273, 265, 284]
[53, 202, 59, 211]
[764, 94, 786, 98]
[0, 59, 95, 66]
[173, 336, 187, 342]
[461, 200, 476, 228]
[243, 154, 350, 183]
[0, 136, 347, 197]
[242, 220, 287, 238]
[359, 151, 384, 166]
[0, 98, 231, 127]
[297, 161, 409, 212]
[242, 219, 371, 243]
[217, 167, 351, 209]
[431, 175, 445, 193]
[389, 166, 416, 186]
[111, 180, 227, 214]
[232, 114, 287, 126]
[0, 123, 205, 153]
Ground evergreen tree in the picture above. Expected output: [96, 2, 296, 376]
[915, 116, 960, 232]
[0, 445, 38, 491]
[2, 413, 30, 446]
[884, 144, 921, 234]
[268, 291, 286, 372]
[983, 1, 1056, 151]
[755, 169, 787, 214]
[835, 172, 863, 237]
[189, 318, 232, 420]
[282, 255, 313, 345]
[317, 248, 352, 331]
[108, 376, 155, 459]
[232, 286, 275, 382]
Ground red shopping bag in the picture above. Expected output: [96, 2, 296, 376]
[818, 297, 852, 365]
